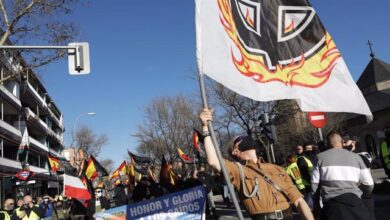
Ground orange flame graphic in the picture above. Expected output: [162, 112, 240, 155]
[245, 9, 255, 28]
[217, 0, 341, 88]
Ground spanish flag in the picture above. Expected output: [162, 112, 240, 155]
[85, 156, 108, 180]
[110, 161, 127, 180]
[48, 155, 60, 172]
[128, 160, 135, 185]
[177, 147, 194, 163]
[159, 156, 177, 189]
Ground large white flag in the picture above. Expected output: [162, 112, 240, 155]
[195, 0, 372, 117]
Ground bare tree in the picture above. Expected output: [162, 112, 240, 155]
[273, 100, 345, 158]
[100, 158, 114, 174]
[0, 0, 84, 82]
[133, 95, 201, 161]
[207, 80, 274, 160]
[75, 125, 108, 158]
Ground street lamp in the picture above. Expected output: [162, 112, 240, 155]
[73, 112, 96, 142]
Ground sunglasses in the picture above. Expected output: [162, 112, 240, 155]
[96, 191, 102, 193]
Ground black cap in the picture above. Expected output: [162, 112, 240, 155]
[233, 136, 257, 152]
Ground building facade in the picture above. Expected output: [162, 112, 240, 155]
[344, 57, 390, 162]
[0, 48, 65, 203]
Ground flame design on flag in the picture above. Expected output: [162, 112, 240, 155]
[217, 0, 341, 88]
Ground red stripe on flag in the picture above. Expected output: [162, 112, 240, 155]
[64, 185, 91, 201]
[64, 174, 91, 200]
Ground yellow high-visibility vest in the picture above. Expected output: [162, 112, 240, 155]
[0, 211, 10, 220]
[15, 206, 40, 220]
[381, 141, 390, 170]
[298, 156, 313, 186]
[286, 162, 306, 190]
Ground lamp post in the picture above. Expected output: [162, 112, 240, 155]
[73, 112, 96, 142]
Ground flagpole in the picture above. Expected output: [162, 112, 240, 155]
[197, 72, 244, 220]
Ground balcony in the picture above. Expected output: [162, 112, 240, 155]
[23, 81, 48, 112]
[0, 157, 49, 176]
[24, 107, 63, 145]
[0, 84, 21, 109]
[48, 108, 64, 131]
[49, 149, 62, 158]
[0, 119, 49, 153]
[0, 119, 21, 141]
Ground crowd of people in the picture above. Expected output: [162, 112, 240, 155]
[0, 194, 75, 220]
[198, 108, 385, 220]
[1, 109, 388, 220]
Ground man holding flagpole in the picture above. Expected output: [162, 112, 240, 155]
[199, 108, 313, 220]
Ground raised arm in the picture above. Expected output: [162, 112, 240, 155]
[199, 108, 221, 172]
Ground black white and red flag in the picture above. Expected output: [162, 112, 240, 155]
[64, 166, 91, 201]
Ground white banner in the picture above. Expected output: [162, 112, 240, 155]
[195, 0, 372, 118]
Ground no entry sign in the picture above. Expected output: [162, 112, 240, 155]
[308, 112, 327, 128]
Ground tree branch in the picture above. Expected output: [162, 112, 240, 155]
[0, 0, 10, 28]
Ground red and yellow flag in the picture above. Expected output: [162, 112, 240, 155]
[84, 156, 108, 180]
[160, 156, 177, 187]
[128, 160, 136, 184]
[177, 147, 194, 163]
[48, 155, 60, 172]
[110, 161, 127, 180]
[85, 158, 98, 180]
[193, 129, 203, 152]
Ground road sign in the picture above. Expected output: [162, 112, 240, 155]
[68, 42, 90, 75]
[308, 112, 327, 128]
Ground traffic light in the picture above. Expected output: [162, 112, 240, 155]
[260, 113, 277, 143]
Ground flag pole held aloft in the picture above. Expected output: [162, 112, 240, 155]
[197, 72, 245, 220]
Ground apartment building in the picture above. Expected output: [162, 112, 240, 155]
[0, 48, 65, 202]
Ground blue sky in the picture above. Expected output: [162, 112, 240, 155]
[39, 0, 390, 168]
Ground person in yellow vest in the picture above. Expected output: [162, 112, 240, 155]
[0, 198, 16, 220]
[297, 145, 314, 209]
[380, 127, 390, 179]
[285, 155, 306, 196]
[14, 195, 43, 220]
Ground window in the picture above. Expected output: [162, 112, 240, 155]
[3, 140, 18, 160]
[28, 152, 39, 167]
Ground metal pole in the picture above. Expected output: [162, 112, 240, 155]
[0, 45, 76, 50]
[270, 143, 276, 164]
[198, 72, 244, 220]
[318, 128, 323, 141]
